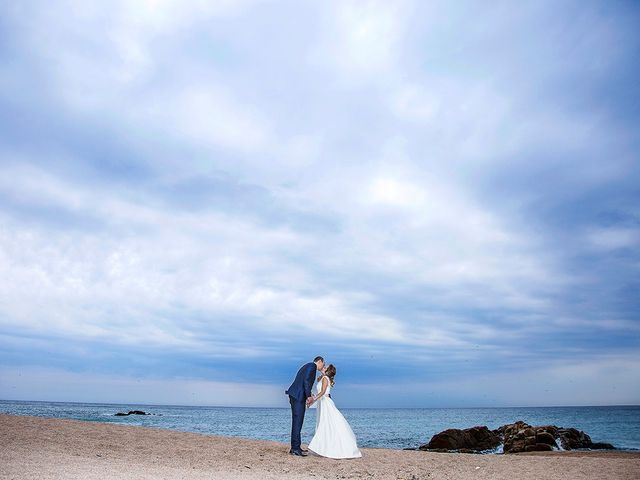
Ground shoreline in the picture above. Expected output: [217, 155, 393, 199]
[2, 414, 639, 479]
[2, 410, 637, 454]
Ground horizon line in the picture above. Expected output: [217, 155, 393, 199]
[2, 398, 639, 410]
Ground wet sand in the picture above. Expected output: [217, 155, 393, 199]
[1, 414, 638, 480]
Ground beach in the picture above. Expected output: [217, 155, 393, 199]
[1, 414, 638, 480]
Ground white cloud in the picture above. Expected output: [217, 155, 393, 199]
[367, 176, 426, 208]
[278, 134, 323, 169]
[311, 0, 413, 80]
[587, 227, 640, 251]
[448, 355, 640, 407]
[142, 83, 273, 154]
[13, 0, 273, 158]
[0, 366, 284, 406]
[349, 354, 640, 407]
[390, 84, 439, 121]
[0, 153, 568, 357]
[0, 162, 408, 350]
[1, 0, 638, 406]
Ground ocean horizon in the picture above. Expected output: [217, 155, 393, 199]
[3, 399, 639, 452]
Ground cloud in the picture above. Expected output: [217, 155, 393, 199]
[345, 353, 640, 408]
[4, 353, 639, 408]
[0, 0, 639, 406]
[312, 0, 414, 79]
[0, 161, 406, 351]
[587, 227, 640, 251]
[0, 366, 284, 406]
[140, 83, 274, 154]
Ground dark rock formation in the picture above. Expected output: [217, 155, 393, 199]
[421, 420, 615, 454]
[501, 421, 559, 453]
[556, 427, 593, 450]
[114, 410, 149, 416]
[590, 442, 616, 450]
[419, 426, 501, 453]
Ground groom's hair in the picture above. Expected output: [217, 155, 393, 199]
[314, 356, 324, 363]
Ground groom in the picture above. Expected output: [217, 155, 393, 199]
[285, 356, 324, 456]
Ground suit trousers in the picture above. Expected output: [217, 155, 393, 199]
[289, 396, 306, 451]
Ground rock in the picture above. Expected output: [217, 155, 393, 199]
[557, 428, 592, 450]
[536, 432, 557, 447]
[503, 422, 559, 453]
[537, 425, 559, 437]
[420, 420, 614, 454]
[502, 421, 533, 454]
[524, 443, 554, 452]
[114, 410, 149, 417]
[590, 442, 616, 450]
[419, 426, 501, 453]
[503, 423, 611, 453]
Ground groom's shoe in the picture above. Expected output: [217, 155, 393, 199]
[289, 449, 307, 456]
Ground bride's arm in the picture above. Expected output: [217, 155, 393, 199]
[314, 377, 329, 401]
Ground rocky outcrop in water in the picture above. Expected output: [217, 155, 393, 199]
[420, 420, 615, 454]
[501, 421, 557, 453]
[418, 426, 501, 453]
[114, 410, 149, 416]
[556, 427, 615, 451]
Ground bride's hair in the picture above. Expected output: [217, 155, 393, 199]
[325, 364, 336, 387]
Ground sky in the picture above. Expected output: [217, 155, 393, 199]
[0, 0, 639, 408]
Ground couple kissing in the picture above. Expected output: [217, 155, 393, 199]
[285, 356, 361, 459]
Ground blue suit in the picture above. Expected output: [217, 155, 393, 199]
[285, 362, 317, 451]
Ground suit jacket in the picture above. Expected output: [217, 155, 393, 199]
[286, 362, 317, 401]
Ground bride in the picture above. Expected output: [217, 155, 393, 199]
[308, 364, 362, 459]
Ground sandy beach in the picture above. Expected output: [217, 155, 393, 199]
[1, 415, 639, 480]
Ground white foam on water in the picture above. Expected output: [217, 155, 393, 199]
[481, 443, 504, 454]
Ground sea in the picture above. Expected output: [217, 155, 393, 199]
[1, 400, 639, 452]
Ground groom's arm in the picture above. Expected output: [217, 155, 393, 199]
[303, 364, 315, 400]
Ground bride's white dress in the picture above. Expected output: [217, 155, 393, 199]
[308, 377, 362, 459]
